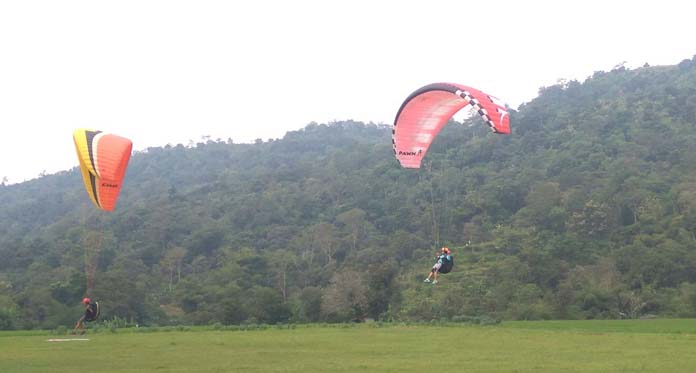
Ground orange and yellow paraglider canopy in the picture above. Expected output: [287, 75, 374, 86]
[73, 129, 132, 211]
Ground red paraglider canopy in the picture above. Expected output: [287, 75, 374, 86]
[392, 82, 510, 168]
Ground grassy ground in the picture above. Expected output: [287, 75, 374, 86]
[2, 320, 696, 372]
[502, 318, 696, 334]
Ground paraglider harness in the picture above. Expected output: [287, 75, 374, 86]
[84, 301, 101, 322]
[438, 255, 454, 274]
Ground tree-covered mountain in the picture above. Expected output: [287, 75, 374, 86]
[2, 56, 696, 329]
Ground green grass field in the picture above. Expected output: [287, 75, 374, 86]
[2, 320, 696, 372]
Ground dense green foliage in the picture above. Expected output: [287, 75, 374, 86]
[1, 57, 696, 329]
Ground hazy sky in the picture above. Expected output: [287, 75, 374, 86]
[1, 0, 695, 184]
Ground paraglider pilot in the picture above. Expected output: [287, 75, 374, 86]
[73, 297, 99, 334]
[424, 247, 452, 284]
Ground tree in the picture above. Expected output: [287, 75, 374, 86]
[336, 208, 372, 252]
[0, 281, 17, 330]
[366, 260, 400, 319]
[568, 200, 612, 238]
[321, 270, 368, 322]
[161, 247, 187, 293]
[296, 286, 323, 322]
[248, 286, 290, 324]
[514, 182, 565, 231]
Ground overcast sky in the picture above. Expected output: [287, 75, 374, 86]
[1, 0, 695, 184]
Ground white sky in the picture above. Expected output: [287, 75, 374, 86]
[1, 0, 695, 184]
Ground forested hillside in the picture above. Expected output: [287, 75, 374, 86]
[2, 57, 696, 329]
